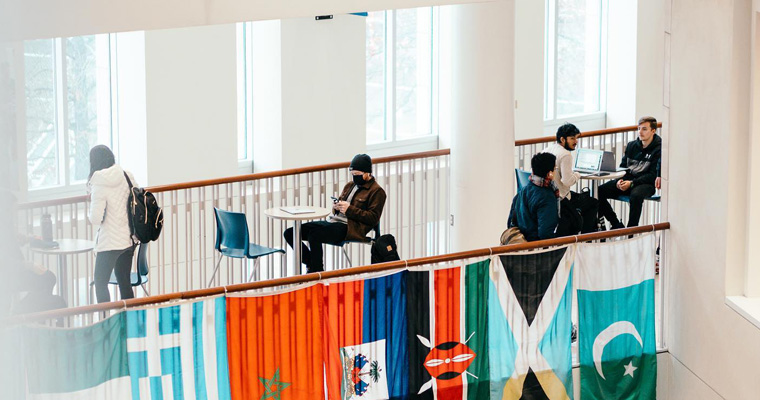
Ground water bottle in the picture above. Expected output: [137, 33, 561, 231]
[41, 213, 53, 242]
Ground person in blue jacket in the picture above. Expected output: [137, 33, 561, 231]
[508, 152, 560, 241]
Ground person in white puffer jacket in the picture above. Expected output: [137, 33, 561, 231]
[88, 145, 137, 303]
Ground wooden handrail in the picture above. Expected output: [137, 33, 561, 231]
[515, 122, 663, 147]
[19, 122, 663, 209]
[18, 149, 451, 209]
[5, 222, 669, 324]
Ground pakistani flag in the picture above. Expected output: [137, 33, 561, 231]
[24, 313, 131, 399]
[576, 234, 657, 399]
[126, 296, 231, 400]
[489, 247, 574, 400]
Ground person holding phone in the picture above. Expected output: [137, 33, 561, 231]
[284, 154, 387, 273]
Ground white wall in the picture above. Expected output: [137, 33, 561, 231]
[605, 0, 637, 129]
[667, 0, 760, 398]
[0, 0, 490, 42]
[250, 20, 283, 173]
[450, 0, 514, 252]
[280, 15, 366, 169]
[513, 0, 545, 141]
[144, 24, 238, 186]
[115, 31, 149, 185]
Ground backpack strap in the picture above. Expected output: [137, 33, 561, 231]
[123, 172, 134, 189]
[123, 171, 137, 246]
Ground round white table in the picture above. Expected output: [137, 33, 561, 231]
[29, 238, 95, 301]
[579, 170, 626, 197]
[264, 206, 332, 276]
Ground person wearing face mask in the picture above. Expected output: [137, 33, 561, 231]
[284, 154, 386, 273]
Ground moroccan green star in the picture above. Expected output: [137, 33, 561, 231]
[259, 368, 291, 400]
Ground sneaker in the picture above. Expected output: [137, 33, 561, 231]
[571, 324, 578, 343]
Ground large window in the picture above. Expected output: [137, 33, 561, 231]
[545, 0, 606, 121]
[366, 8, 438, 145]
[24, 34, 116, 191]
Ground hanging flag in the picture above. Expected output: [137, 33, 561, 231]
[407, 262, 491, 400]
[24, 313, 131, 399]
[126, 296, 231, 400]
[0, 326, 26, 399]
[489, 247, 574, 400]
[323, 273, 404, 400]
[227, 285, 325, 400]
[576, 235, 657, 400]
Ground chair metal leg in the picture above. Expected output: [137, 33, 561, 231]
[342, 247, 352, 268]
[248, 258, 261, 282]
[141, 284, 150, 297]
[207, 254, 224, 288]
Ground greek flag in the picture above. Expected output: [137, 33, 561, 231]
[126, 296, 231, 400]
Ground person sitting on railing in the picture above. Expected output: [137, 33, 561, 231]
[508, 153, 559, 241]
[597, 116, 662, 229]
[544, 123, 599, 234]
[284, 154, 387, 273]
[88, 145, 138, 303]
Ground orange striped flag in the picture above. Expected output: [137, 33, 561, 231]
[227, 285, 325, 400]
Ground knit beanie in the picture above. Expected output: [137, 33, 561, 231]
[349, 154, 372, 173]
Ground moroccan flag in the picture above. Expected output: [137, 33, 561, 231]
[227, 285, 325, 400]
[406, 261, 491, 400]
[126, 296, 231, 400]
[23, 313, 131, 399]
[489, 247, 574, 399]
[576, 235, 657, 399]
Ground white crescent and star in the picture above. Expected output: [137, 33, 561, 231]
[592, 321, 643, 380]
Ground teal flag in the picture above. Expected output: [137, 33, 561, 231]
[24, 313, 131, 399]
[576, 235, 657, 399]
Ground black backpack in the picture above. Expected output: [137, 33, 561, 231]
[124, 173, 163, 243]
[371, 234, 401, 264]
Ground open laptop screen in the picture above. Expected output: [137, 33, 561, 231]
[575, 149, 602, 171]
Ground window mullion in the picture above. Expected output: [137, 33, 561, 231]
[552, 0, 559, 121]
[56, 38, 70, 187]
[109, 34, 120, 159]
[388, 10, 396, 143]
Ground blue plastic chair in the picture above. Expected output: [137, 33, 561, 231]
[89, 243, 150, 303]
[515, 169, 531, 191]
[209, 208, 284, 287]
[330, 224, 381, 268]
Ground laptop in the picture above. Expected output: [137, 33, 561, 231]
[279, 207, 314, 215]
[573, 149, 620, 176]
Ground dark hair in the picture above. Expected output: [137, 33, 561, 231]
[638, 116, 657, 131]
[531, 152, 556, 178]
[556, 123, 580, 143]
[89, 145, 115, 181]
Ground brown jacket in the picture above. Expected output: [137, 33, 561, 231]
[336, 177, 387, 242]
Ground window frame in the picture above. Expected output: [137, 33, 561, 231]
[236, 22, 255, 173]
[543, 0, 608, 128]
[23, 34, 119, 202]
[366, 7, 440, 153]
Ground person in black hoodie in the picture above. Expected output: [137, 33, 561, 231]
[598, 116, 662, 228]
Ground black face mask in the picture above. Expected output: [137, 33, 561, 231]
[353, 174, 365, 185]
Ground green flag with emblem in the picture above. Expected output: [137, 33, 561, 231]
[576, 234, 657, 399]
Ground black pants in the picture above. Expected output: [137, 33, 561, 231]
[568, 191, 600, 233]
[94, 246, 136, 303]
[598, 180, 656, 228]
[284, 221, 347, 273]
